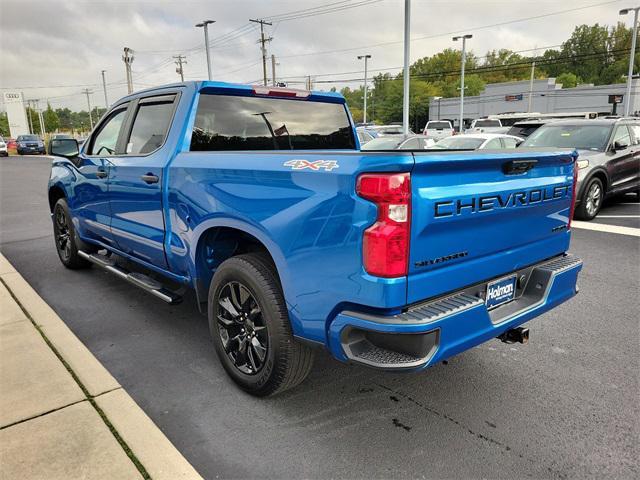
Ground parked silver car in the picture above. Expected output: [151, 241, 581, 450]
[433, 133, 523, 150]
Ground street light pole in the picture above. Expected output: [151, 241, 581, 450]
[620, 7, 640, 116]
[196, 20, 215, 80]
[453, 34, 472, 133]
[432, 96, 442, 120]
[402, 0, 411, 134]
[357, 54, 372, 124]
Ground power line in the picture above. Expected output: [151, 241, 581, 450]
[277, 0, 619, 60]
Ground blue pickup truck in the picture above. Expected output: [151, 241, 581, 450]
[48, 81, 583, 396]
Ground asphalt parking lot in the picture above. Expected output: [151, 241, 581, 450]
[1, 155, 638, 480]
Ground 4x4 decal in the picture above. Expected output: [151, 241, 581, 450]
[283, 159, 339, 171]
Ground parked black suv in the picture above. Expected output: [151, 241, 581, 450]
[521, 118, 640, 219]
[16, 134, 45, 155]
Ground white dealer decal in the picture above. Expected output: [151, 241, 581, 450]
[487, 283, 514, 301]
[283, 159, 339, 171]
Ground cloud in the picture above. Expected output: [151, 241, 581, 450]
[0, 0, 627, 112]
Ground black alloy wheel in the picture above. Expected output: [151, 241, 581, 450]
[216, 281, 269, 375]
[54, 203, 72, 263]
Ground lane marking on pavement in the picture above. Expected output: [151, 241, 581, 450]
[596, 215, 640, 218]
[572, 221, 640, 237]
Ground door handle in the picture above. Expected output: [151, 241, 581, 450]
[96, 170, 108, 179]
[140, 174, 159, 184]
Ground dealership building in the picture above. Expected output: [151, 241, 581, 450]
[429, 78, 640, 128]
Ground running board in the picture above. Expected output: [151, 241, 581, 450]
[78, 251, 182, 304]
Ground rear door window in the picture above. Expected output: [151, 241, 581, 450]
[126, 96, 176, 155]
[191, 94, 355, 151]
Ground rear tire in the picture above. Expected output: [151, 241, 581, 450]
[208, 253, 314, 396]
[574, 177, 603, 221]
[52, 198, 94, 269]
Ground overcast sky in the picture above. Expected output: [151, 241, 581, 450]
[0, 0, 631, 111]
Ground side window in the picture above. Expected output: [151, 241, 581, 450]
[126, 97, 175, 155]
[502, 137, 518, 149]
[612, 125, 631, 148]
[484, 138, 503, 149]
[88, 108, 127, 156]
[400, 138, 420, 149]
[628, 124, 640, 145]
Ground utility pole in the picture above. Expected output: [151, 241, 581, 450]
[271, 54, 277, 86]
[101, 70, 109, 108]
[250, 19, 273, 86]
[620, 7, 640, 116]
[174, 55, 187, 82]
[37, 100, 46, 136]
[453, 34, 472, 133]
[527, 61, 536, 113]
[122, 47, 134, 94]
[195, 20, 215, 80]
[26, 100, 34, 134]
[402, 0, 411, 135]
[82, 89, 94, 130]
[306, 76, 313, 91]
[357, 54, 372, 124]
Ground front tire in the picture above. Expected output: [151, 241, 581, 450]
[52, 198, 94, 269]
[574, 177, 604, 220]
[208, 253, 314, 396]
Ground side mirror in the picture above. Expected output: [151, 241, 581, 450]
[50, 138, 79, 158]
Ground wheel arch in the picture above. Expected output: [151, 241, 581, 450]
[190, 221, 290, 313]
[48, 184, 67, 212]
[578, 168, 609, 201]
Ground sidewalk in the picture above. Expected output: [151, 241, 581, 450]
[0, 253, 202, 480]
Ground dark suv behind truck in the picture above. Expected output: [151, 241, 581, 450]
[521, 118, 640, 220]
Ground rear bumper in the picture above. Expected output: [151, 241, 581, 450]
[327, 254, 582, 370]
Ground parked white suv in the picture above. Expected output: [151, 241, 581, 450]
[423, 120, 454, 140]
[0, 136, 8, 157]
[466, 118, 508, 134]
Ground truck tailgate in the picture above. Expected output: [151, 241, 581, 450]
[408, 149, 576, 304]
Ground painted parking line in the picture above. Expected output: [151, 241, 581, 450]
[572, 221, 640, 237]
[596, 215, 640, 218]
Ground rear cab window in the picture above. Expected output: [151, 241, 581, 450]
[190, 94, 355, 151]
[126, 95, 176, 155]
[427, 121, 450, 129]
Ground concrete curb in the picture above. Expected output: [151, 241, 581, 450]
[0, 252, 203, 480]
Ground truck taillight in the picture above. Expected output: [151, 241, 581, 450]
[356, 172, 411, 277]
[568, 159, 578, 230]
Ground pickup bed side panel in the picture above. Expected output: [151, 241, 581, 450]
[166, 151, 414, 343]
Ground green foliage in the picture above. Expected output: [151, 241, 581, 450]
[0, 112, 9, 137]
[43, 102, 59, 132]
[556, 72, 580, 88]
[342, 22, 636, 127]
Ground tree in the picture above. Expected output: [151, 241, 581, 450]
[556, 72, 580, 88]
[43, 102, 59, 132]
[0, 112, 9, 137]
[480, 49, 530, 84]
[560, 24, 610, 84]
